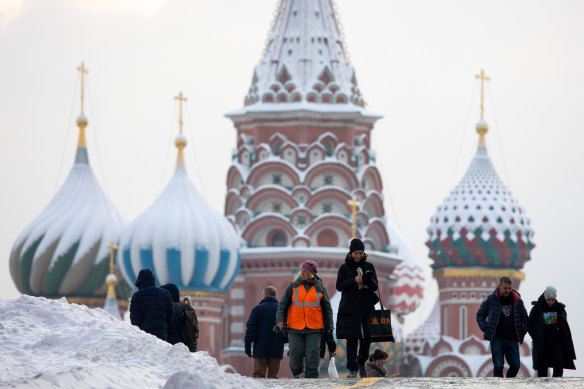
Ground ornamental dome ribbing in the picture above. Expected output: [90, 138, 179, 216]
[9, 114, 130, 299]
[426, 124, 535, 270]
[119, 129, 240, 293]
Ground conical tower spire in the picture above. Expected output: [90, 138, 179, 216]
[475, 69, 490, 149]
[174, 91, 188, 168]
[240, 0, 369, 110]
[75, 62, 89, 165]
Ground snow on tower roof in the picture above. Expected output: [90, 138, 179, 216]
[229, 0, 380, 118]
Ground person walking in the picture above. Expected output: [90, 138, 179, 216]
[335, 238, 379, 378]
[476, 276, 528, 378]
[180, 296, 199, 352]
[245, 286, 286, 378]
[130, 269, 174, 341]
[528, 286, 576, 377]
[160, 283, 183, 346]
[276, 260, 334, 379]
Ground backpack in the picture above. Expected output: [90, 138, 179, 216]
[180, 302, 199, 345]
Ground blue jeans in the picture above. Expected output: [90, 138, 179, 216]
[491, 338, 520, 377]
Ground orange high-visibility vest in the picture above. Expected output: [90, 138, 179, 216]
[287, 280, 324, 330]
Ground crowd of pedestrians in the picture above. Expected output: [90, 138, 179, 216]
[128, 239, 576, 379]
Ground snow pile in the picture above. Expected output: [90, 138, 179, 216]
[0, 295, 269, 389]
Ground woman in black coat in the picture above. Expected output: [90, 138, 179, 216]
[528, 286, 576, 377]
[336, 238, 378, 378]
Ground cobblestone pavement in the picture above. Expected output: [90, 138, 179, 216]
[259, 377, 584, 389]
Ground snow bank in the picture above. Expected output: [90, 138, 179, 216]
[0, 295, 269, 389]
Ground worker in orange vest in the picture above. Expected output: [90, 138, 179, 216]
[276, 260, 334, 378]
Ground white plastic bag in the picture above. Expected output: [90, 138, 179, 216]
[328, 356, 339, 378]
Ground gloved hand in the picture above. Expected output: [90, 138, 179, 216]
[245, 345, 252, 358]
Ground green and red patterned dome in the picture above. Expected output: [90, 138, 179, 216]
[426, 122, 535, 270]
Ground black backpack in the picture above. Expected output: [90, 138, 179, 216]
[180, 303, 199, 345]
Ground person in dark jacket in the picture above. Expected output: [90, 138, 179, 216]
[528, 286, 576, 377]
[180, 296, 199, 352]
[336, 238, 379, 378]
[245, 286, 285, 378]
[476, 276, 528, 378]
[130, 269, 174, 341]
[160, 283, 183, 346]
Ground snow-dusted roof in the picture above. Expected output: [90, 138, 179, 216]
[119, 137, 240, 293]
[233, 0, 379, 117]
[426, 135, 535, 269]
[9, 115, 128, 298]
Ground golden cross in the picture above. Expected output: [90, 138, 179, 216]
[475, 69, 490, 120]
[106, 241, 118, 275]
[77, 62, 89, 114]
[175, 91, 188, 134]
[347, 196, 360, 238]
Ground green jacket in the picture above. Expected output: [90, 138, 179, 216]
[276, 276, 334, 334]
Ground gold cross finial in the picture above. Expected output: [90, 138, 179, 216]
[77, 62, 89, 114]
[107, 241, 118, 275]
[347, 196, 360, 238]
[175, 91, 188, 134]
[475, 69, 490, 121]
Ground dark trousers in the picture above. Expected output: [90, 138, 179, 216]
[288, 332, 321, 378]
[346, 337, 371, 371]
[252, 358, 281, 378]
[491, 337, 520, 377]
[537, 367, 563, 377]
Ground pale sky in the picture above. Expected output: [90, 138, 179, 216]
[1, 0, 583, 376]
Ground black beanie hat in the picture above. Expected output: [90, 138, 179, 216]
[372, 349, 388, 361]
[349, 238, 365, 253]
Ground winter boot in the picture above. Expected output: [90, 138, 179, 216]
[347, 370, 358, 378]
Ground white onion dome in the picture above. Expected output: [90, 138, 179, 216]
[426, 126, 535, 270]
[119, 133, 240, 293]
[9, 114, 130, 299]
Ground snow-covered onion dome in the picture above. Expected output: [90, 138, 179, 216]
[119, 96, 240, 293]
[9, 88, 129, 299]
[426, 118, 535, 270]
[386, 222, 425, 316]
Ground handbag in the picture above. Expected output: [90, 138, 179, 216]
[366, 290, 395, 342]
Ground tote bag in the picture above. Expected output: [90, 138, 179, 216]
[367, 290, 395, 343]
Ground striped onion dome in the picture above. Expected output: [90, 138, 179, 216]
[9, 113, 130, 299]
[386, 223, 425, 316]
[426, 120, 535, 269]
[119, 129, 240, 293]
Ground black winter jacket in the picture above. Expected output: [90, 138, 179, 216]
[476, 288, 527, 343]
[528, 294, 576, 370]
[245, 296, 285, 359]
[160, 284, 184, 345]
[130, 269, 174, 341]
[335, 257, 378, 339]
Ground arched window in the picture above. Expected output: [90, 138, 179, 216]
[268, 230, 287, 247]
[323, 140, 334, 156]
[460, 306, 467, 339]
[317, 229, 338, 247]
[273, 142, 282, 156]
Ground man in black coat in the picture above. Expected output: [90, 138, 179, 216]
[245, 286, 286, 378]
[528, 286, 576, 377]
[336, 238, 379, 378]
[160, 283, 184, 346]
[130, 269, 174, 341]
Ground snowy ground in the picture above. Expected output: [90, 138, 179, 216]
[1, 295, 581, 389]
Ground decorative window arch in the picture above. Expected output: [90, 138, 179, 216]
[267, 229, 287, 247]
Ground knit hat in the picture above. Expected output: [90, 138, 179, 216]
[543, 286, 557, 299]
[349, 238, 365, 253]
[371, 349, 388, 361]
[301, 260, 318, 276]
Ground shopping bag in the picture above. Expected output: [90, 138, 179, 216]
[327, 356, 339, 378]
[366, 291, 394, 342]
